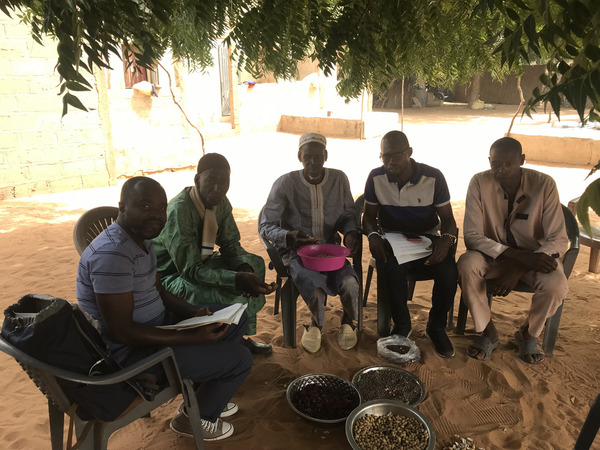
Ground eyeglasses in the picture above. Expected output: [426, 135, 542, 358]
[380, 148, 409, 163]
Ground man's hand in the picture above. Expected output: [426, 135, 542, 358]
[343, 230, 361, 255]
[425, 236, 452, 265]
[286, 230, 320, 250]
[190, 322, 229, 343]
[521, 252, 559, 273]
[368, 233, 388, 263]
[195, 306, 213, 317]
[235, 272, 278, 298]
[489, 271, 523, 297]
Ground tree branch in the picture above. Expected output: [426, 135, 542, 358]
[506, 76, 524, 136]
[157, 61, 205, 155]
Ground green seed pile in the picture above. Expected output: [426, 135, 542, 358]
[353, 412, 429, 450]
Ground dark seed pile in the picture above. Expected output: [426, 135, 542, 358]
[353, 412, 429, 450]
[386, 344, 411, 354]
[355, 369, 423, 404]
[292, 383, 358, 420]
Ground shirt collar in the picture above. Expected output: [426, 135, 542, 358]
[384, 159, 421, 185]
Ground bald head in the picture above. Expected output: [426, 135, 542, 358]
[120, 176, 165, 204]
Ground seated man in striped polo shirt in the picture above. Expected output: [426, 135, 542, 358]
[363, 130, 458, 358]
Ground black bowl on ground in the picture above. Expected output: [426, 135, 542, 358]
[352, 365, 425, 406]
[286, 373, 362, 425]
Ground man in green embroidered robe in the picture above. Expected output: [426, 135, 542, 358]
[154, 153, 277, 354]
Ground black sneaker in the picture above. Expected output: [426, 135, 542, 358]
[425, 327, 455, 358]
[244, 337, 272, 355]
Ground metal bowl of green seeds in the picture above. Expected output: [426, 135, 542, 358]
[352, 365, 425, 407]
[345, 399, 435, 450]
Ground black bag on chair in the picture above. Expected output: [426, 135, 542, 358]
[1, 294, 146, 421]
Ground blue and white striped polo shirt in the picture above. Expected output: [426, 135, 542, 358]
[364, 160, 451, 233]
[76, 222, 166, 350]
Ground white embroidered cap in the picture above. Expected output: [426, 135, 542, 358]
[299, 132, 327, 150]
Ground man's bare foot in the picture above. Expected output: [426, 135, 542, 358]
[468, 320, 499, 360]
[515, 324, 543, 364]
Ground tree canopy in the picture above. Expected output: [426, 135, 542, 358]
[1, 0, 598, 121]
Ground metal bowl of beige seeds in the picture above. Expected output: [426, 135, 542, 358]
[345, 399, 435, 450]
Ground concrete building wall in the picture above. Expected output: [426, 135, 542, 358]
[452, 65, 547, 104]
[0, 13, 112, 200]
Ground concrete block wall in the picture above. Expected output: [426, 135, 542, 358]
[0, 13, 111, 200]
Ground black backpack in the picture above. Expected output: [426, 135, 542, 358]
[2, 294, 153, 422]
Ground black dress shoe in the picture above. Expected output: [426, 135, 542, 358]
[425, 327, 455, 358]
[244, 337, 272, 355]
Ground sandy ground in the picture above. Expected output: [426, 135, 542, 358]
[1, 103, 599, 449]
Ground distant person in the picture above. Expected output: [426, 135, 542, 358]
[362, 130, 458, 358]
[458, 137, 568, 364]
[77, 177, 251, 441]
[259, 133, 360, 353]
[153, 153, 277, 355]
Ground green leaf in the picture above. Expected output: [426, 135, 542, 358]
[577, 179, 600, 237]
[64, 92, 88, 112]
[505, 8, 521, 22]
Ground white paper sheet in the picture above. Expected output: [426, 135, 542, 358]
[157, 303, 248, 330]
[384, 232, 433, 265]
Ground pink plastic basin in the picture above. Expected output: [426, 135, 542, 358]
[297, 244, 350, 272]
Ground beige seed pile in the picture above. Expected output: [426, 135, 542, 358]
[442, 435, 485, 450]
[353, 412, 429, 450]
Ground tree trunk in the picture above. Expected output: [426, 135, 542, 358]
[468, 74, 482, 106]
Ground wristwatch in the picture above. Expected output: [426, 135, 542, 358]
[441, 233, 457, 246]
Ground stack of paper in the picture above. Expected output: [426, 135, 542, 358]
[384, 232, 433, 265]
[157, 303, 247, 330]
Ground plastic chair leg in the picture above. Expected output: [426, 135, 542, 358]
[48, 400, 64, 450]
[376, 270, 391, 336]
[280, 280, 297, 348]
[455, 294, 468, 335]
[273, 275, 282, 315]
[542, 302, 563, 357]
[363, 265, 373, 307]
[575, 394, 600, 450]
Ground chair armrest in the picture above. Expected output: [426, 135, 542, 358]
[568, 197, 580, 215]
[563, 246, 580, 279]
[0, 336, 177, 386]
[258, 234, 289, 277]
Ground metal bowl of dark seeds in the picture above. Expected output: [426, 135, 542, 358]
[345, 399, 435, 450]
[352, 365, 425, 406]
[287, 373, 361, 425]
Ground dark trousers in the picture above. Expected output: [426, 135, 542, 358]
[117, 305, 252, 423]
[378, 248, 457, 332]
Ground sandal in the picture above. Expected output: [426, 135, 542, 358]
[467, 335, 500, 361]
[514, 330, 544, 364]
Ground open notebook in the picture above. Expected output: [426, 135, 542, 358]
[384, 232, 433, 265]
[157, 303, 247, 330]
